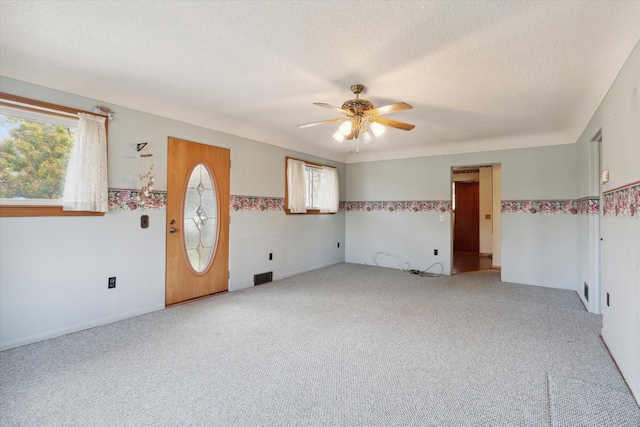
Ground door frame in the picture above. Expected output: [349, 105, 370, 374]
[450, 164, 502, 275]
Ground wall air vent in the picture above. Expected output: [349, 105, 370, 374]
[254, 272, 273, 286]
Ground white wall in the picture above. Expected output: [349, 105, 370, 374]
[346, 157, 453, 273]
[0, 210, 166, 349]
[345, 211, 450, 273]
[576, 42, 640, 401]
[231, 211, 345, 290]
[346, 145, 578, 287]
[0, 77, 345, 350]
[501, 213, 577, 288]
[225, 136, 346, 289]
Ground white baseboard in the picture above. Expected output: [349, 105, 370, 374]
[274, 260, 343, 281]
[0, 304, 165, 351]
[230, 260, 344, 291]
[601, 329, 640, 405]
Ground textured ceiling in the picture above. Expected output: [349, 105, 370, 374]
[1, 1, 639, 163]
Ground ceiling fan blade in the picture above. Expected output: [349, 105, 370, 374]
[366, 102, 413, 116]
[372, 116, 415, 131]
[314, 103, 352, 116]
[297, 117, 345, 128]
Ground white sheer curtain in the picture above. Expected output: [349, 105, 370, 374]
[287, 158, 307, 213]
[62, 113, 108, 212]
[319, 166, 339, 213]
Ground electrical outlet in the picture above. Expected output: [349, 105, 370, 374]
[434, 249, 438, 256]
[141, 215, 149, 228]
[439, 215, 445, 222]
[108, 277, 116, 289]
[584, 282, 589, 301]
[269, 253, 273, 261]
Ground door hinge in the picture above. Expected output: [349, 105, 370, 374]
[228, 270, 231, 279]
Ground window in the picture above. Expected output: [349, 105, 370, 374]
[0, 106, 77, 203]
[305, 166, 323, 209]
[285, 157, 339, 214]
[0, 93, 108, 217]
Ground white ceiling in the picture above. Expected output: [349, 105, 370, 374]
[1, 1, 639, 163]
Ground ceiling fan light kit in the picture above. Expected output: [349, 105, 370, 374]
[298, 84, 415, 151]
[338, 120, 353, 136]
[370, 121, 385, 137]
[332, 130, 345, 143]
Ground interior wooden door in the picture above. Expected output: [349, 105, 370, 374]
[454, 182, 479, 252]
[166, 137, 230, 306]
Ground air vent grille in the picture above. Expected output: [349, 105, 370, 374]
[254, 272, 273, 286]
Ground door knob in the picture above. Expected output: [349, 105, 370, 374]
[169, 227, 177, 233]
[169, 219, 175, 224]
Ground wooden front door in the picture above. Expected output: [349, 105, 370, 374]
[454, 182, 479, 252]
[166, 137, 230, 306]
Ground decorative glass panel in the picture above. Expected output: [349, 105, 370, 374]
[183, 164, 217, 272]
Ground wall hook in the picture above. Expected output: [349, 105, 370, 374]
[137, 142, 153, 157]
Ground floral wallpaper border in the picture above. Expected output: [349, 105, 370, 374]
[231, 196, 285, 212]
[109, 187, 638, 218]
[602, 182, 639, 218]
[344, 201, 451, 213]
[575, 198, 600, 216]
[108, 189, 167, 211]
[108, 192, 337, 212]
[501, 183, 638, 217]
[108, 191, 452, 214]
[230, 196, 352, 212]
[108, 192, 290, 212]
[501, 198, 602, 215]
[502, 200, 578, 215]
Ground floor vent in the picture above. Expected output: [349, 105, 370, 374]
[254, 272, 273, 286]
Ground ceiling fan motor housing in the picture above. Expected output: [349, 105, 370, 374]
[343, 84, 373, 114]
[341, 99, 374, 114]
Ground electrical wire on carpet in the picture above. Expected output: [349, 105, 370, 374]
[372, 252, 409, 271]
[372, 252, 443, 277]
[409, 262, 443, 277]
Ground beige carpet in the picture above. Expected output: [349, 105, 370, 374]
[1, 263, 638, 426]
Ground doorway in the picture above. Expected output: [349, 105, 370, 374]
[166, 137, 230, 306]
[453, 181, 479, 252]
[451, 165, 501, 274]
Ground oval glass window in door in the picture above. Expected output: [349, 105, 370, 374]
[183, 163, 218, 273]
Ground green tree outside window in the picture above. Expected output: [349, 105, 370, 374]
[0, 115, 76, 200]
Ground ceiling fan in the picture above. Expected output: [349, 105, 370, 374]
[297, 84, 415, 144]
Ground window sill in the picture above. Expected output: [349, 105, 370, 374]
[285, 209, 336, 215]
[0, 205, 105, 217]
